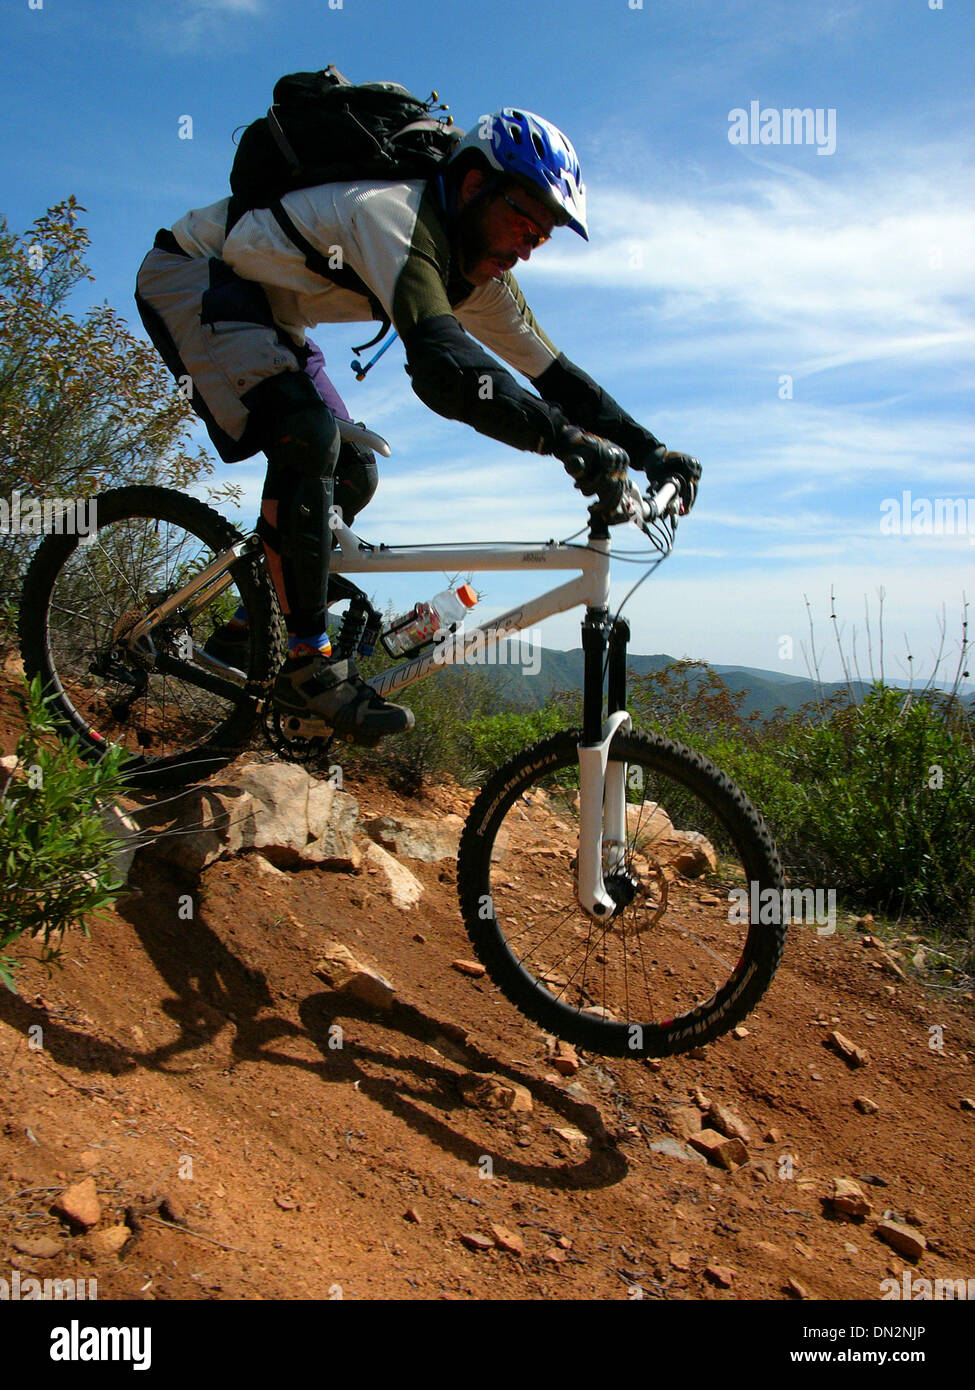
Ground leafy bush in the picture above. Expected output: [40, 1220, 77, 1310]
[781, 684, 974, 925]
[630, 661, 975, 933]
[460, 703, 572, 772]
[0, 676, 130, 990]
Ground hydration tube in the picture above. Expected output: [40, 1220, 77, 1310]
[351, 330, 399, 382]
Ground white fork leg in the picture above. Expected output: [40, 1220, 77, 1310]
[576, 709, 632, 917]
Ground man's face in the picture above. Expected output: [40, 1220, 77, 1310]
[454, 171, 557, 286]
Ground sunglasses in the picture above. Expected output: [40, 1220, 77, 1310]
[499, 193, 553, 248]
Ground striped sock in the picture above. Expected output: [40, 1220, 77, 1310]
[288, 631, 332, 658]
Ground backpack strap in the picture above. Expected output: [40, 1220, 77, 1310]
[268, 198, 392, 351]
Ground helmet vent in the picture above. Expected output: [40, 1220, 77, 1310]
[531, 131, 545, 158]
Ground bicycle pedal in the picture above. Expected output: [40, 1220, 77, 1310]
[280, 713, 333, 739]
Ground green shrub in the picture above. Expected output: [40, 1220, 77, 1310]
[459, 703, 572, 773]
[630, 661, 974, 933]
[781, 684, 974, 925]
[0, 676, 130, 991]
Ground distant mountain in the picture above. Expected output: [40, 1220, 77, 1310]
[442, 645, 973, 720]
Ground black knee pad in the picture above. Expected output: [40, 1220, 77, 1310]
[250, 371, 341, 634]
[332, 441, 378, 525]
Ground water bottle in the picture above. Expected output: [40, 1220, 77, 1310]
[381, 584, 478, 658]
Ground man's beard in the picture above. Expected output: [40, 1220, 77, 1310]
[455, 198, 514, 280]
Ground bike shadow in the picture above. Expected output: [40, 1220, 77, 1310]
[1, 864, 627, 1191]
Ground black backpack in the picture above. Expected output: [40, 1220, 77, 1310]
[228, 64, 458, 217]
[225, 65, 460, 352]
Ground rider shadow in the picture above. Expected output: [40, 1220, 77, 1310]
[2, 864, 627, 1191]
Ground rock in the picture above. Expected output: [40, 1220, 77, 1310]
[959, 1097, 975, 1112]
[827, 1031, 870, 1068]
[362, 842, 422, 909]
[315, 941, 396, 1009]
[134, 761, 365, 873]
[755, 1240, 782, 1256]
[544, 1246, 567, 1263]
[99, 804, 142, 884]
[460, 1232, 494, 1252]
[786, 1277, 810, 1299]
[669, 1250, 692, 1271]
[692, 1087, 710, 1110]
[551, 1041, 580, 1076]
[875, 1220, 926, 1260]
[763, 1127, 784, 1143]
[687, 1046, 708, 1060]
[732, 1025, 750, 1040]
[829, 1178, 872, 1220]
[77, 1150, 101, 1170]
[855, 915, 875, 931]
[452, 959, 486, 978]
[706, 1264, 734, 1287]
[404, 1207, 421, 1223]
[650, 1136, 707, 1163]
[688, 1129, 749, 1170]
[458, 1073, 533, 1114]
[624, 806, 717, 877]
[706, 1102, 752, 1142]
[362, 814, 459, 863]
[490, 1224, 524, 1255]
[52, 1178, 100, 1230]
[12, 1235, 62, 1258]
[875, 947, 907, 981]
[669, 1106, 704, 1140]
[854, 1096, 879, 1115]
[553, 1126, 587, 1146]
[89, 1224, 131, 1256]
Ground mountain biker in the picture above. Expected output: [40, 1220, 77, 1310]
[135, 107, 701, 745]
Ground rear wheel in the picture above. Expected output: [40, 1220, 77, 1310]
[19, 486, 280, 789]
[457, 727, 786, 1057]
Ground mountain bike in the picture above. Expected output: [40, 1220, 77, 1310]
[18, 419, 786, 1057]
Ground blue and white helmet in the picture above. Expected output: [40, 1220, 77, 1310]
[449, 108, 588, 240]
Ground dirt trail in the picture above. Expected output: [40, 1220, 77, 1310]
[1, 681, 973, 1301]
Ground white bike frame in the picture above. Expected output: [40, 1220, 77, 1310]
[323, 421, 678, 922]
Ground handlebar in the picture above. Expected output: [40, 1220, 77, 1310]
[593, 474, 682, 529]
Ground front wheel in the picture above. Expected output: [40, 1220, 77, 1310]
[457, 728, 786, 1057]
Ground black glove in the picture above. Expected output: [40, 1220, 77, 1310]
[554, 425, 629, 510]
[647, 446, 702, 513]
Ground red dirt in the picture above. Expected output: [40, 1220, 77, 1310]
[2, 675, 974, 1302]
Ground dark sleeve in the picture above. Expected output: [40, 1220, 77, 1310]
[402, 314, 572, 454]
[532, 352, 664, 470]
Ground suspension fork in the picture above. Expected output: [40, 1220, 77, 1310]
[576, 610, 632, 917]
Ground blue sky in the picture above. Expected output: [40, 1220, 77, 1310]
[2, 0, 973, 683]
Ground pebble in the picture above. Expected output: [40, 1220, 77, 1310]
[452, 959, 487, 978]
[52, 1178, 101, 1230]
[490, 1224, 524, 1256]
